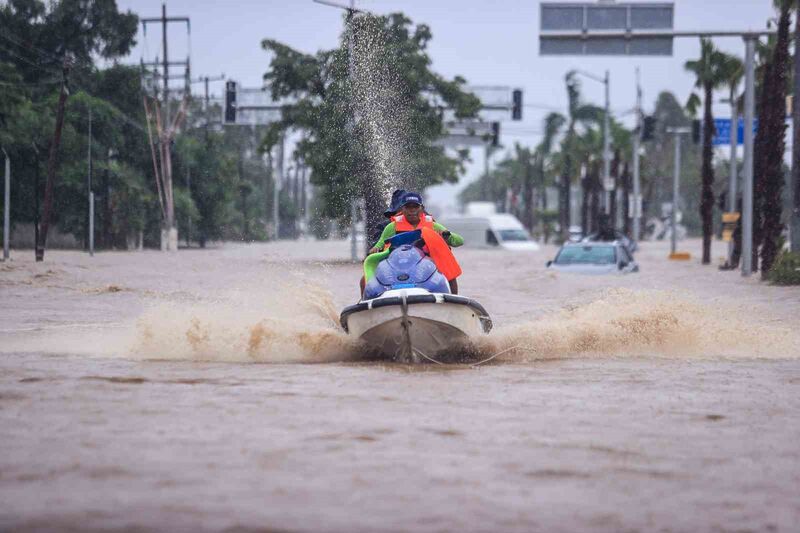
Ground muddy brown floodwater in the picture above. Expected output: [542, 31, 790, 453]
[1, 238, 799, 532]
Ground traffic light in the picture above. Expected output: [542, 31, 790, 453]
[224, 80, 237, 124]
[491, 122, 500, 147]
[641, 115, 656, 141]
[511, 89, 523, 121]
[692, 119, 701, 144]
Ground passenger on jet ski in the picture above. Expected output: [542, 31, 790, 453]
[369, 189, 407, 244]
[368, 192, 463, 294]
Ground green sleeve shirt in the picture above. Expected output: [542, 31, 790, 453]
[372, 221, 464, 251]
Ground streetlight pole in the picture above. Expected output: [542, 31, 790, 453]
[666, 127, 690, 256]
[742, 35, 756, 276]
[632, 68, 642, 241]
[313, 0, 364, 261]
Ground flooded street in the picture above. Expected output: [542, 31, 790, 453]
[2, 239, 800, 532]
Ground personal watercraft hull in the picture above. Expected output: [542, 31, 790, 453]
[340, 289, 492, 363]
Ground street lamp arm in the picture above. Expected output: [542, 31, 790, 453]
[573, 69, 606, 85]
[312, 0, 366, 14]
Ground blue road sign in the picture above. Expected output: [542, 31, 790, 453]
[713, 118, 758, 146]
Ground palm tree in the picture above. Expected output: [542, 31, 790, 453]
[758, 0, 791, 277]
[559, 72, 605, 241]
[685, 38, 729, 264]
[527, 112, 565, 234]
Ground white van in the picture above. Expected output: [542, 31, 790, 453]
[440, 213, 540, 251]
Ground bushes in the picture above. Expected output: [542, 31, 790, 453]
[766, 251, 800, 285]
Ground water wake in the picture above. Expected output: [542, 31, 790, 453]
[473, 289, 800, 363]
[128, 281, 362, 363]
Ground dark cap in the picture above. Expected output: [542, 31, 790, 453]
[398, 191, 424, 208]
[383, 189, 406, 218]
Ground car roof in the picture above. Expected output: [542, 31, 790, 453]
[561, 241, 621, 248]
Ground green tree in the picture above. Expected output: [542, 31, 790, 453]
[756, 1, 792, 276]
[685, 38, 729, 264]
[261, 12, 480, 252]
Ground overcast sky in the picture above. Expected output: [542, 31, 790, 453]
[117, 0, 777, 211]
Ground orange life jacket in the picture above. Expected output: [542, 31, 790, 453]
[394, 214, 435, 232]
[419, 227, 462, 281]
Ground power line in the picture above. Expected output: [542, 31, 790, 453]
[0, 42, 61, 75]
[0, 31, 62, 63]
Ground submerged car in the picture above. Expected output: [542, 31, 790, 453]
[581, 230, 637, 253]
[546, 242, 639, 275]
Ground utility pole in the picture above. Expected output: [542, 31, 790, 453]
[632, 67, 642, 242]
[141, 4, 190, 252]
[38, 56, 71, 262]
[666, 127, 690, 257]
[742, 36, 756, 276]
[87, 105, 94, 256]
[2, 148, 9, 261]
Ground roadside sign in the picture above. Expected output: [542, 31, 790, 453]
[433, 121, 498, 147]
[721, 211, 740, 242]
[712, 118, 758, 146]
[540, 2, 674, 56]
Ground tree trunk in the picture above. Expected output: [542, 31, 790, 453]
[700, 82, 716, 264]
[362, 165, 384, 257]
[793, 4, 800, 253]
[540, 157, 549, 243]
[622, 162, 632, 236]
[752, 51, 774, 273]
[760, 4, 791, 277]
[610, 149, 620, 228]
[522, 154, 535, 232]
[103, 163, 111, 248]
[560, 173, 571, 242]
[590, 162, 601, 234]
[581, 164, 590, 236]
[789, 4, 800, 253]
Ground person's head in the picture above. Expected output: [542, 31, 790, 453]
[383, 189, 406, 219]
[398, 192, 424, 224]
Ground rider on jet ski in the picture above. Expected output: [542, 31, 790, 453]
[368, 192, 463, 294]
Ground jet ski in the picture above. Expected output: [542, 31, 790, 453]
[339, 230, 492, 363]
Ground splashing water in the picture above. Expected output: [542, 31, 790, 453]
[350, 15, 413, 199]
[473, 288, 800, 363]
[128, 281, 363, 363]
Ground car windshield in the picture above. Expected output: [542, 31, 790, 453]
[555, 245, 616, 265]
[497, 229, 529, 242]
